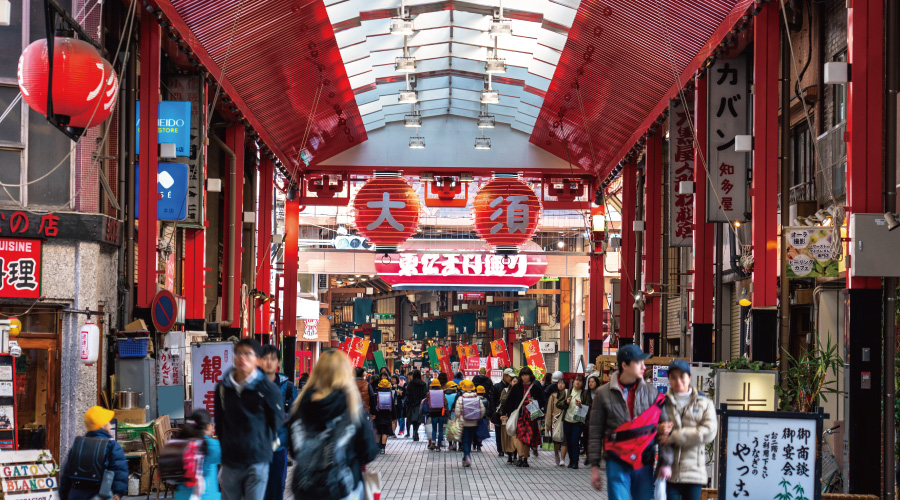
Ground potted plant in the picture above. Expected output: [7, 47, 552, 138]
[776, 336, 843, 412]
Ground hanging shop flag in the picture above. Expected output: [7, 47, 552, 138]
[191, 342, 232, 419]
[376, 252, 547, 292]
[413, 323, 425, 340]
[353, 298, 373, 325]
[518, 299, 536, 326]
[707, 54, 750, 222]
[435, 318, 448, 338]
[472, 176, 542, 253]
[785, 227, 839, 278]
[463, 344, 479, 359]
[454, 313, 477, 336]
[352, 174, 421, 253]
[437, 346, 453, 375]
[523, 339, 546, 376]
[0, 238, 41, 300]
[346, 337, 370, 368]
[668, 99, 694, 247]
[427, 346, 440, 370]
[486, 306, 504, 330]
[490, 339, 511, 368]
[373, 350, 386, 371]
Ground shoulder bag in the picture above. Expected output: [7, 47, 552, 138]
[505, 384, 533, 437]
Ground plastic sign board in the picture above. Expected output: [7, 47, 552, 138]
[714, 370, 778, 411]
[0, 239, 41, 299]
[376, 253, 547, 292]
[191, 342, 232, 418]
[523, 339, 546, 376]
[135, 163, 190, 221]
[136, 101, 192, 156]
[490, 339, 511, 368]
[785, 227, 838, 278]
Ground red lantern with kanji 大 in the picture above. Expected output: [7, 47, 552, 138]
[353, 174, 421, 252]
[473, 176, 541, 252]
[17, 36, 116, 126]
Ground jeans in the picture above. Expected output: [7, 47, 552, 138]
[460, 426, 476, 458]
[263, 449, 287, 500]
[431, 416, 445, 444]
[606, 456, 654, 500]
[563, 420, 583, 465]
[398, 417, 406, 433]
[666, 482, 703, 500]
[220, 463, 270, 500]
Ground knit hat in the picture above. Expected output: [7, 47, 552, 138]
[476, 386, 486, 394]
[459, 380, 475, 392]
[378, 379, 391, 389]
[551, 371, 564, 382]
[430, 378, 442, 388]
[84, 406, 115, 432]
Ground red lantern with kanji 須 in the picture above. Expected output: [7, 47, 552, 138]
[473, 176, 541, 252]
[353, 174, 421, 252]
[17, 36, 118, 128]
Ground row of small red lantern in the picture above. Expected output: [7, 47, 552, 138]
[353, 175, 542, 254]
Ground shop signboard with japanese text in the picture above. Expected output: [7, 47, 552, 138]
[668, 99, 694, 247]
[707, 54, 750, 222]
[165, 77, 205, 226]
[157, 349, 181, 387]
[718, 409, 821, 500]
[375, 253, 547, 292]
[191, 343, 232, 419]
[785, 227, 839, 278]
[0, 239, 41, 299]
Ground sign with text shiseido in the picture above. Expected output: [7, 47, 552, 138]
[668, 99, 694, 247]
[707, 54, 750, 222]
[375, 253, 547, 292]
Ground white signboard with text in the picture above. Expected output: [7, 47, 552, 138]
[707, 54, 750, 222]
[190, 343, 233, 419]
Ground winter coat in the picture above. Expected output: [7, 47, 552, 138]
[289, 389, 378, 489]
[556, 387, 594, 422]
[372, 388, 395, 425]
[658, 389, 717, 485]
[588, 371, 670, 468]
[214, 368, 284, 467]
[59, 429, 128, 500]
[471, 374, 493, 400]
[452, 392, 486, 427]
[355, 378, 376, 413]
[501, 382, 546, 417]
[490, 380, 511, 425]
[272, 372, 298, 452]
[544, 392, 566, 442]
[174, 435, 221, 500]
[405, 379, 428, 423]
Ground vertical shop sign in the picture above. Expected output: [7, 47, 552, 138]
[707, 54, 750, 222]
[0, 239, 41, 299]
[437, 346, 452, 375]
[158, 349, 181, 386]
[490, 339, 511, 368]
[522, 339, 546, 376]
[191, 343, 232, 419]
[668, 99, 694, 246]
[166, 77, 205, 226]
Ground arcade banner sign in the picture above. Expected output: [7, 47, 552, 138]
[490, 339, 511, 368]
[523, 339, 546, 376]
[375, 253, 547, 292]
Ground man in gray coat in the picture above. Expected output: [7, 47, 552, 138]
[589, 344, 672, 500]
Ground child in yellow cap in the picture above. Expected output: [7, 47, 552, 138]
[453, 380, 486, 467]
[373, 378, 395, 454]
[59, 406, 129, 500]
[423, 379, 449, 451]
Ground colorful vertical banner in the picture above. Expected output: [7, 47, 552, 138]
[490, 339, 511, 368]
[464, 344, 479, 359]
[523, 339, 546, 374]
[347, 337, 370, 368]
[437, 346, 452, 375]
[427, 346, 440, 370]
[707, 54, 750, 222]
[457, 345, 468, 368]
[374, 350, 386, 371]
[668, 99, 694, 247]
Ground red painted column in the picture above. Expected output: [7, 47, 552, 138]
[693, 75, 714, 324]
[620, 162, 637, 341]
[137, 9, 160, 308]
[588, 231, 605, 341]
[223, 127, 245, 328]
[283, 196, 299, 337]
[847, 0, 884, 289]
[751, 2, 779, 307]
[184, 230, 206, 319]
[255, 159, 275, 333]
[643, 130, 663, 334]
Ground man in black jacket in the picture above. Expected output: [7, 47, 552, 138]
[215, 338, 284, 500]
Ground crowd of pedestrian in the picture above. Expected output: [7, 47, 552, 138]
[57, 340, 715, 500]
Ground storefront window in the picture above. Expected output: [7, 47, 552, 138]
[0, 306, 59, 335]
[15, 349, 48, 450]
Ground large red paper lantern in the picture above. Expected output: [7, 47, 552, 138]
[68, 58, 119, 129]
[353, 174, 421, 252]
[17, 37, 114, 125]
[473, 176, 541, 252]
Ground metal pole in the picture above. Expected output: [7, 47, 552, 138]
[714, 223, 724, 361]
[124, 39, 137, 323]
[634, 170, 645, 346]
[779, 20, 791, 377]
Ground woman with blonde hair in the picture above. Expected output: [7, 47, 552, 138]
[287, 350, 378, 500]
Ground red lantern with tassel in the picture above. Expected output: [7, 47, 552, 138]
[473, 176, 541, 253]
[353, 173, 421, 253]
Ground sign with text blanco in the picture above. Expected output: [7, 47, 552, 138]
[707, 54, 750, 222]
[375, 253, 548, 292]
[668, 99, 694, 247]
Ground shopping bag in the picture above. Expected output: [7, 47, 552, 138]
[573, 404, 590, 423]
[525, 400, 544, 420]
[551, 414, 565, 442]
[445, 417, 462, 442]
[653, 478, 666, 500]
[363, 470, 381, 500]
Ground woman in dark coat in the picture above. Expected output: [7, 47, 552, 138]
[502, 366, 546, 468]
[404, 370, 428, 441]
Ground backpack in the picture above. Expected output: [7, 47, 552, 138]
[66, 436, 112, 488]
[461, 397, 481, 421]
[428, 389, 445, 417]
[376, 391, 392, 411]
[158, 439, 205, 487]
[290, 412, 357, 499]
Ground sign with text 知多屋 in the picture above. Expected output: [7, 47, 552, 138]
[0, 239, 41, 299]
[707, 54, 750, 223]
[668, 99, 694, 247]
[785, 227, 839, 278]
[376, 253, 547, 292]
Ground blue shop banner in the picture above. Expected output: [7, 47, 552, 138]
[136, 101, 192, 156]
[135, 163, 189, 221]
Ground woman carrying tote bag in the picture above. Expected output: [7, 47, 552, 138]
[544, 378, 569, 466]
[502, 367, 545, 468]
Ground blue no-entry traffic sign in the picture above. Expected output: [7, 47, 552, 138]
[151, 289, 178, 333]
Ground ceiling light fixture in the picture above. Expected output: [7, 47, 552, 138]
[409, 136, 426, 149]
[477, 113, 496, 129]
[390, 18, 414, 36]
[489, 18, 512, 37]
[404, 112, 422, 127]
[395, 56, 416, 73]
[398, 90, 418, 104]
[485, 57, 506, 73]
[474, 137, 491, 150]
[481, 91, 499, 104]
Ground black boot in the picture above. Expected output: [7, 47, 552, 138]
[522, 458, 530, 468]
[507, 453, 514, 464]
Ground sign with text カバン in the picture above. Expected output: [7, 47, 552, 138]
[785, 227, 839, 278]
[490, 339, 511, 368]
[668, 98, 694, 247]
[375, 252, 547, 292]
[707, 54, 750, 222]
[136, 101, 192, 156]
[191, 342, 232, 419]
[0, 239, 41, 299]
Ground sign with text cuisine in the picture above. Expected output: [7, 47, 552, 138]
[375, 253, 547, 292]
[0, 239, 41, 299]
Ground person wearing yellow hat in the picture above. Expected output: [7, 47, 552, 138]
[474, 386, 491, 452]
[452, 379, 486, 467]
[424, 379, 449, 450]
[443, 381, 460, 450]
[59, 406, 129, 500]
[373, 378, 395, 454]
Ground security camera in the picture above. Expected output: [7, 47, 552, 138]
[885, 212, 900, 231]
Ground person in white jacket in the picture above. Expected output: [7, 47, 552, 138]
[657, 359, 717, 500]
[454, 380, 486, 468]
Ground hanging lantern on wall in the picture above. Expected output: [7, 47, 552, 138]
[352, 172, 421, 253]
[472, 175, 541, 253]
[17, 36, 117, 128]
